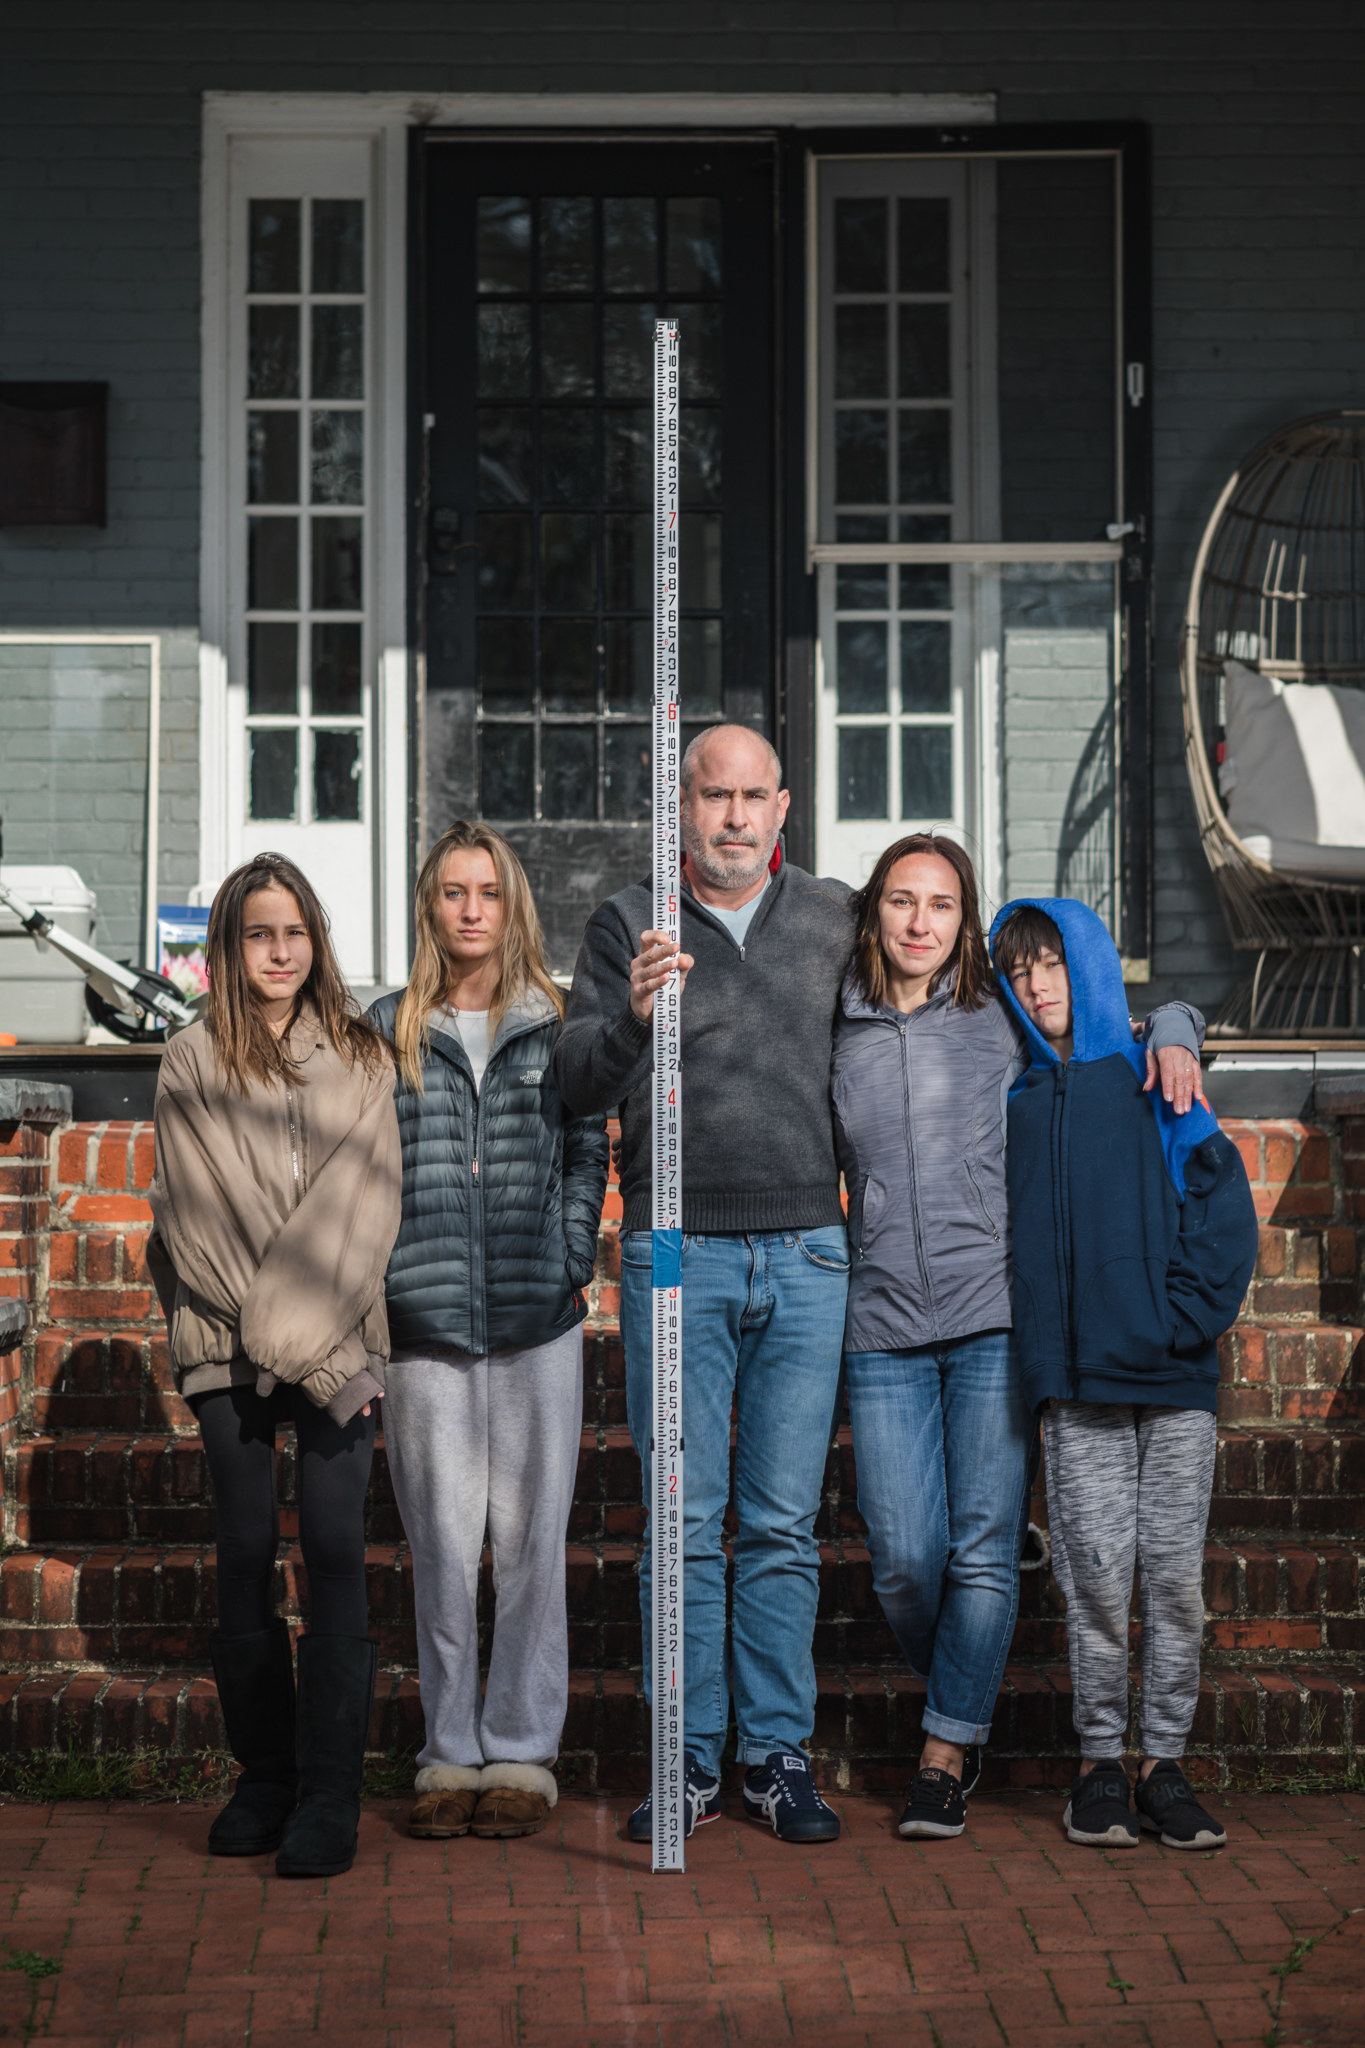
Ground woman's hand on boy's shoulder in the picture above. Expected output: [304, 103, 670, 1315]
[1140, 1040, 1207, 1115]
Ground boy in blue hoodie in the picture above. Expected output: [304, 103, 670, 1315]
[988, 899, 1257, 1852]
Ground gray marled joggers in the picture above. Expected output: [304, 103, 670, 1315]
[383, 1328, 583, 1771]
[1043, 1401, 1217, 1760]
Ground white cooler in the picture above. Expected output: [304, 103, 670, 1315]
[0, 865, 98, 1044]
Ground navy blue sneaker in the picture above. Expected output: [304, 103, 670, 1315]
[1063, 1760, 1138, 1848]
[1134, 1759, 1227, 1850]
[742, 1750, 840, 1843]
[898, 1767, 966, 1838]
[626, 1755, 722, 1843]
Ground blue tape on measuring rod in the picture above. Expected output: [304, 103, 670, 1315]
[652, 1228, 683, 1289]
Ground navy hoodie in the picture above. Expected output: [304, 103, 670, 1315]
[987, 897, 1257, 1416]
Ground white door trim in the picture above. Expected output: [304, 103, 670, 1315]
[201, 99, 411, 985]
[201, 91, 997, 984]
[204, 90, 996, 131]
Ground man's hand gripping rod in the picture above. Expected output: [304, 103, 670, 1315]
[650, 318, 685, 1874]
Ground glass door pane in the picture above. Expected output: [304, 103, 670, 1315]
[813, 148, 1125, 933]
[422, 139, 775, 970]
[817, 160, 974, 885]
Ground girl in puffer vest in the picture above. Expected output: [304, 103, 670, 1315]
[148, 854, 401, 1880]
[368, 822, 608, 1841]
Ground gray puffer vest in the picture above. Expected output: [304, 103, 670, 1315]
[832, 973, 1024, 1354]
[368, 989, 609, 1358]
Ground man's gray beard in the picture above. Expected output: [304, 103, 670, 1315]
[683, 823, 777, 894]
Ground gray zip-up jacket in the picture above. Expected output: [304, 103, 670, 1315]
[832, 972, 1205, 1354]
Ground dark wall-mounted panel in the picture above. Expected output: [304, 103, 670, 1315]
[0, 382, 107, 526]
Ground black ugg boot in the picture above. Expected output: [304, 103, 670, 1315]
[275, 1634, 378, 1879]
[208, 1619, 297, 1856]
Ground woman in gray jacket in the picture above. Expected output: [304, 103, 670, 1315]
[832, 833, 1203, 1842]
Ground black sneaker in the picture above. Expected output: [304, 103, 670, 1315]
[1063, 1761, 1139, 1847]
[626, 1754, 722, 1843]
[742, 1750, 840, 1843]
[898, 1767, 967, 1839]
[1134, 1759, 1227, 1850]
[960, 1744, 982, 1798]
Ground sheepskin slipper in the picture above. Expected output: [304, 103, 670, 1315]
[409, 1764, 483, 1839]
[470, 1762, 559, 1839]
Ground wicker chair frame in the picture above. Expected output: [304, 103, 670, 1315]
[1181, 409, 1365, 1036]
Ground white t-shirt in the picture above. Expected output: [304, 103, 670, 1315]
[440, 1006, 491, 1090]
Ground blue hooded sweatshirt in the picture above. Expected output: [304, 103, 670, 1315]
[987, 896, 1257, 1416]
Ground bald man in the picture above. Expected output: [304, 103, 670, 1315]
[554, 725, 855, 1842]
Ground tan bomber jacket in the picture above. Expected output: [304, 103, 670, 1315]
[146, 1003, 401, 1424]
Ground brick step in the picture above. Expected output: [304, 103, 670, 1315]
[1, 1658, 1359, 1793]
[1218, 1318, 1365, 1424]
[1243, 1218, 1361, 1323]
[3, 1531, 1361, 1671]
[11, 1401, 1365, 1547]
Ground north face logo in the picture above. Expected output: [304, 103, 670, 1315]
[519, 1068, 545, 1086]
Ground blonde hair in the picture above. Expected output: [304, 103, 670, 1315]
[393, 820, 563, 1093]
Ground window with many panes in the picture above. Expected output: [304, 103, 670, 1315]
[824, 179, 962, 843]
[471, 191, 723, 822]
[814, 151, 1130, 937]
[244, 196, 366, 825]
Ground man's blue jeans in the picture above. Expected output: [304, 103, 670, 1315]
[620, 1227, 849, 1779]
[845, 1331, 1034, 1746]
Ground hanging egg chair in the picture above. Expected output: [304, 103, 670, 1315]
[1182, 409, 1365, 1035]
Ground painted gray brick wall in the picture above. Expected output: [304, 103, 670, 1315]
[0, 58, 201, 936]
[2, 2, 1363, 1009]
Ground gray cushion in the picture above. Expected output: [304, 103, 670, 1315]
[1220, 659, 1365, 880]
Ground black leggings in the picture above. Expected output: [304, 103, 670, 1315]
[194, 1382, 376, 1640]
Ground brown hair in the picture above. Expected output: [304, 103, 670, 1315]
[393, 820, 564, 1094]
[851, 833, 993, 1012]
[992, 905, 1067, 981]
[205, 853, 388, 1093]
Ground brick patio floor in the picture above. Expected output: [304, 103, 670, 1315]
[1, 1790, 1362, 2047]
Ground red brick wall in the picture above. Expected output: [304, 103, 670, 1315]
[5, 1109, 1364, 1558]
[8, 1111, 1365, 1446]
[1, 1105, 1364, 1782]
[1219, 1118, 1365, 1436]
[29, 1121, 186, 1444]
[0, 1118, 51, 1480]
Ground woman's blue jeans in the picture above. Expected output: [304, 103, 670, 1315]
[845, 1331, 1035, 1746]
[620, 1227, 849, 1780]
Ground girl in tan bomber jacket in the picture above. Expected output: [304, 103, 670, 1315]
[148, 854, 400, 1880]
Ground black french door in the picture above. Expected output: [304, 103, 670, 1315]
[417, 137, 776, 968]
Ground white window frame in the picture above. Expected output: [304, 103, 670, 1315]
[807, 145, 1125, 915]
[813, 158, 994, 886]
[202, 103, 408, 986]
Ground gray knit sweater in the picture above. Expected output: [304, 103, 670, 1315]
[552, 859, 856, 1234]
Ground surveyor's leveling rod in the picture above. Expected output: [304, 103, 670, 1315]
[650, 319, 685, 1875]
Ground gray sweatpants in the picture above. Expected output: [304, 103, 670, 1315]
[1043, 1401, 1216, 1760]
[383, 1327, 583, 1770]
